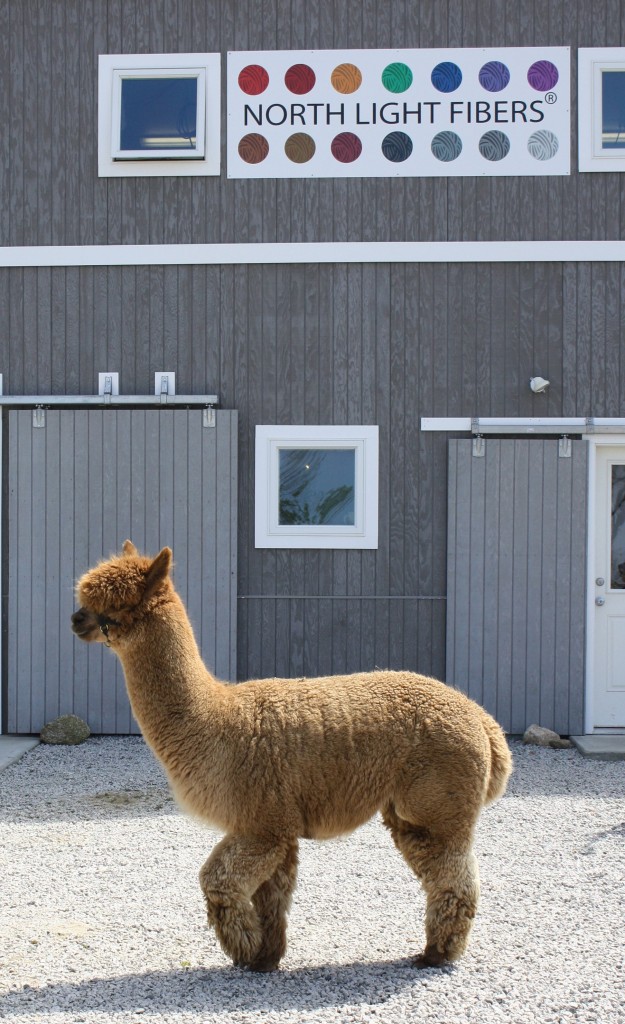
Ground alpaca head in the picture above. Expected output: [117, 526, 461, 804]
[71, 540, 173, 645]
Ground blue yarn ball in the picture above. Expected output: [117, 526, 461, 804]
[431, 61, 463, 93]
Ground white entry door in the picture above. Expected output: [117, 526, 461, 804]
[593, 445, 625, 729]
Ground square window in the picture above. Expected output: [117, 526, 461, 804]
[579, 48, 625, 171]
[601, 70, 625, 150]
[255, 426, 379, 549]
[279, 448, 356, 526]
[114, 72, 205, 158]
[99, 53, 220, 177]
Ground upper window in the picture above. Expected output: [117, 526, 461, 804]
[255, 426, 379, 549]
[579, 48, 625, 172]
[98, 53, 220, 177]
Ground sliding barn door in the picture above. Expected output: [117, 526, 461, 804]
[446, 438, 587, 735]
[5, 407, 237, 734]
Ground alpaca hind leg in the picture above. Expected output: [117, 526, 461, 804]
[248, 840, 299, 972]
[383, 807, 480, 967]
[199, 835, 289, 968]
[415, 842, 480, 967]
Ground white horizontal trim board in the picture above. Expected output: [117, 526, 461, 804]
[3, 240, 625, 268]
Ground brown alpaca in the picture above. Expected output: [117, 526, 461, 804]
[71, 541, 512, 972]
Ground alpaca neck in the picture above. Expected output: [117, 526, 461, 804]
[116, 594, 223, 753]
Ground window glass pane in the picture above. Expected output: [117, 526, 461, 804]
[602, 70, 625, 149]
[120, 77, 198, 151]
[279, 449, 355, 525]
[611, 465, 625, 588]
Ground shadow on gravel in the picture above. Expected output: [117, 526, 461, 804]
[0, 788, 180, 825]
[2, 959, 450, 1015]
[582, 820, 625, 853]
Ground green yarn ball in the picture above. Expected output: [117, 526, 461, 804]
[381, 62, 413, 94]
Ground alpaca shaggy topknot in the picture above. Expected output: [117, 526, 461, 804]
[72, 541, 512, 972]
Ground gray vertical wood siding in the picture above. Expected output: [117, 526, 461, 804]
[6, 407, 237, 733]
[446, 438, 587, 735]
[1, 0, 625, 247]
[0, 260, 622, 688]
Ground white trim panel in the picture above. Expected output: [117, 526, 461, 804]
[5, 240, 625, 268]
[421, 417, 472, 431]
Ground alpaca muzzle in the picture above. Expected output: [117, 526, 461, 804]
[71, 608, 121, 644]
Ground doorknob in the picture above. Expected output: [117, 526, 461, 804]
[595, 596, 605, 606]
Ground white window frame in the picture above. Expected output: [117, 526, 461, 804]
[98, 53, 220, 177]
[579, 47, 625, 172]
[255, 425, 379, 549]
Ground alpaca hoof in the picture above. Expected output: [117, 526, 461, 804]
[413, 946, 449, 969]
[247, 956, 281, 973]
[232, 953, 280, 972]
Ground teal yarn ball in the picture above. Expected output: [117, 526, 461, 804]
[382, 62, 413, 94]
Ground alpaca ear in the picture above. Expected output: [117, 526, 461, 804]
[144, 547, 172, 597]
[122, 540, 139, 557]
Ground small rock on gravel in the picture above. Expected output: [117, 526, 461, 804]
[522, 723, 572, 748]
[40, 714, 91, 745]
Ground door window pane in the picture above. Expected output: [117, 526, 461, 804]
[611, 465, 625, 587]
[279, 449, 355, 525]
[120, 77, 198, 151]
[602, 70, 625, 149]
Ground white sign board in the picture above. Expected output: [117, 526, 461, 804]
[227, 47, 570, 179]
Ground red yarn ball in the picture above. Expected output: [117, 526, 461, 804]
[238, 64, 269, 96]
[330, 132, 362, 163]
[284, 63, 316, 95]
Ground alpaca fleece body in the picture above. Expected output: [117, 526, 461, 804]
[72, 542, 512, 972]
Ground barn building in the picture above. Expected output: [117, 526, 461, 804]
[1, 0, 624, 741]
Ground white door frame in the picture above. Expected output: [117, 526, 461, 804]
[584, 434, 625, 733]
[0, 408, 2, 731]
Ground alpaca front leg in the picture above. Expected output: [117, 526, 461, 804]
[199, 835, 289, 969]
[249, 840, 299, 972]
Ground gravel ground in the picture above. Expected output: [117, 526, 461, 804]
[0, 738, 624, 1024]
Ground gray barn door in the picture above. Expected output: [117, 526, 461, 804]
[6, 408, 237, 734]
[446, 438, 587, 736]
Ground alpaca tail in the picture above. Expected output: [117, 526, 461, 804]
[482, 714, 513, 804]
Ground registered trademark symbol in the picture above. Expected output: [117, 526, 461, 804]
[545, 92, 557, 104]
